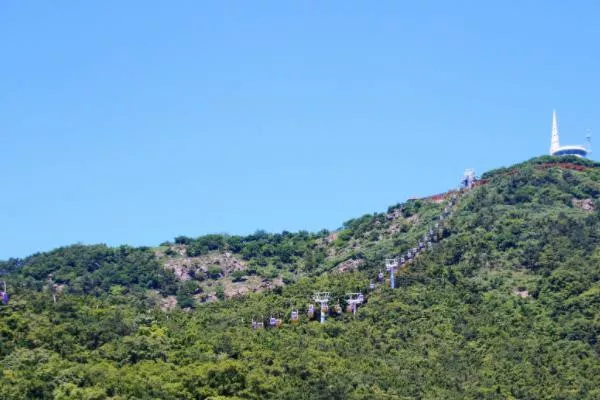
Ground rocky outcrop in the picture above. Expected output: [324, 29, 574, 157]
[572, 198, 595, 211]
[336, 258, 363, 272]
[514, 288, 530, 298]
[163, 251, 247, 281]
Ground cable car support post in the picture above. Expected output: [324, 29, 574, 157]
[346, 292, 364, 315]
[385, 259, 399, 289]
[0, 280, 8, 305]
[313, 292, 330, 324]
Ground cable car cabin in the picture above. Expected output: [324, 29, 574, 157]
[369, 280, 375, 289]
[252, 320, 264, 330]
[307, 305, 315, 319]
[334, 303, 342, 314]
[291, 310, 299, 323]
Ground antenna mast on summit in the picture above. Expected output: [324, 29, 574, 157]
[550, 110, 560, 155]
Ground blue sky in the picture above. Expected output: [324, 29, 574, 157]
[1, 1, 599, 259]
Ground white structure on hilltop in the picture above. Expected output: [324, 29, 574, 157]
[461, 169, 476, 189]
[549, 110, 590, 157]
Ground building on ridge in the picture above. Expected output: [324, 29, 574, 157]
[549, 110, 590, 157]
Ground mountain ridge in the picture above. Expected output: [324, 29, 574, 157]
[1, 155, 599, 399]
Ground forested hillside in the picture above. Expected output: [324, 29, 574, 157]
[1, 156, 600, 399]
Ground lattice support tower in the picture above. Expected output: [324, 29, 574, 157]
[346, 292, 364, 315]
[313, 292, 331, 324]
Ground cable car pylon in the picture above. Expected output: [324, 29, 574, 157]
[346, 292, 364, 315]
[385, 259, 399, 289]
[1, 280, 8, 305]
[257, 170, 472, 331]
[313, 292, 330, 324]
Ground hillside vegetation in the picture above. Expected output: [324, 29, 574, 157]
[1, 156, 600, 399]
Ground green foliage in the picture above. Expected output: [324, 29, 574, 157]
[215, 285, 225, 300]
[230, 270, 246, 282]
[186, 234, 227, 257]
[207, 266, 223, 280]
[174, 236, 193, 245]
[5, 244, 179, 296]
[481, 155, 600, 179]
[1, 158, 600, 398]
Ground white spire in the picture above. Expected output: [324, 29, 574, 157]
[550, 110, 560, 154]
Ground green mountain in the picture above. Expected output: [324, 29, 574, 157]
[1, 156, 599, 399]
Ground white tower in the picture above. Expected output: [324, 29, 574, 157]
[550, 110, 560, 155]
[461, 169, 476, 189]
[548, 111, 588, 157]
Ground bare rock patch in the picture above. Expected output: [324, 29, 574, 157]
[572, 198, 595, 211]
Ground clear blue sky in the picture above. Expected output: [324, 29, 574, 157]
[1, 1, 599, 259]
